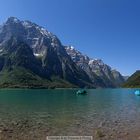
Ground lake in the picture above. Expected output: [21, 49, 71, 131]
[0, 88, 140, 140]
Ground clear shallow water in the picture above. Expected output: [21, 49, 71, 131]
[0, 88, 140, 139]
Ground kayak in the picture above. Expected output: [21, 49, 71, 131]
[135, 90, 140, 96]
[76, 89, 87, 95]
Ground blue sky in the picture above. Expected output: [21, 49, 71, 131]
[0, 0, 140, 75]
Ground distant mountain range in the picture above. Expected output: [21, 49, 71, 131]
[0, 17, 125, 88]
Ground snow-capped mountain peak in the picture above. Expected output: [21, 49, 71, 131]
[0, 17, 63, 55]
[6, 17, 20, 23]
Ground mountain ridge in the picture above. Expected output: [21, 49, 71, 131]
[0, 17, 125, 88]
[65, 46, 125, 87]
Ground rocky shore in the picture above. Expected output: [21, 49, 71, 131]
[0, 117, 140, 140]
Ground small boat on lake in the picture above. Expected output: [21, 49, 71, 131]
[76, 89, 87, 95]
[135, 90, 140, 96]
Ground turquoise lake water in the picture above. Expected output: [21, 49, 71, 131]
[0, 88, 140, 139]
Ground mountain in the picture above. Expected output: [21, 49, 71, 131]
[123, 71, 140, 88]
[0, 17, 93, 88]
[0, 17, 125, 88]
[65, 46, 125, 87]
